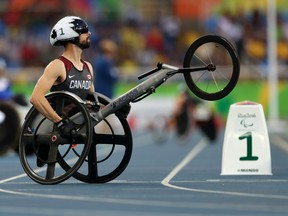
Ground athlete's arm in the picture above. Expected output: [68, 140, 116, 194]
[30, 59, 65, 123]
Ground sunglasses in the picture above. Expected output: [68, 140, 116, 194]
[76, 26, 89, 34]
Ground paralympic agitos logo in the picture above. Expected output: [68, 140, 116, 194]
[238, 113, 256, 128]
[240, 119, 254, 128]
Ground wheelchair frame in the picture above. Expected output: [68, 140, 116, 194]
[18, 35, 240, 184]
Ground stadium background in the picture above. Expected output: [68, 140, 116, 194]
[1, 0, 288, 118]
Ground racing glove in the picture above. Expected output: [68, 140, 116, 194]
[56, 117, 77, 138]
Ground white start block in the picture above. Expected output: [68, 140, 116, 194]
[221, 101, 272, 175]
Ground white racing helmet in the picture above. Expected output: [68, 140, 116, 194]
[50, 16, 89, 46]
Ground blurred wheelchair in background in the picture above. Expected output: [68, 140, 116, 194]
[0, 95, 29, 156]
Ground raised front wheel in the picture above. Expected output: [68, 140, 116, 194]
[183, 35, 240, 101]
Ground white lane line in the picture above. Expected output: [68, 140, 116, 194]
[0, 188, 266, 210]
[2, 132, 288, 203]
[0, 133, 192, 207]
[161, 138, 208, 186]
[161, 138, 288, 200]
[0, 133, 151, 185]
[0, 173, 28, 184]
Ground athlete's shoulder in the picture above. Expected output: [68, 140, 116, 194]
[47, 58, 65, 68]
[82, 59, 92, 67]
[82, 60, 93, 74]
[44, 59, 66, 75]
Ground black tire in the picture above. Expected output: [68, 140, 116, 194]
[183, 35, 240, 101]
[60, 93, 133, 183]
[18, 92, 92, 184]
[0, 102, 21, 155]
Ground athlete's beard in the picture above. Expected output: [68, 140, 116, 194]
[79, 40, 90, 49]
[74, 38, 90, 49]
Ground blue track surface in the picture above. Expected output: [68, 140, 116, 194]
[1, 128, 288, 216]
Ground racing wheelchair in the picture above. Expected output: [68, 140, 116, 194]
[18, 35, 240, 184]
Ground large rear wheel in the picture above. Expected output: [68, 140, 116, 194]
[60, 94, 133, 183]
[18, 92, 92, 184]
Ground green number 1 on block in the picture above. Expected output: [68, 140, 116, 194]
[239, 131, 258, 161]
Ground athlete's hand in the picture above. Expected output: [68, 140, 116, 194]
[56, 117, 77, 138]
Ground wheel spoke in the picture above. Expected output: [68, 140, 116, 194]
[216, 65, 233, 81]
[193, 70, 208, 84]
[94, 134, 129, 145]
[87, 145, 98, 178]
[45, 145, 58, 179]
[203, 44, 213, 64]
[46, 163, 56, 180]
[210, 72, 220, 91]
[55, 97, 65, 114]
[69, 94, 133, 183]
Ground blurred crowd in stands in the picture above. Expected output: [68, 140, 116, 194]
[1, 3, 288, 79]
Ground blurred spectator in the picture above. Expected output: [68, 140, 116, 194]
[217, 10, 244, 59]
[119, 20, 146, 68]
[160, 15, 181, 57]
[0, 57, 28, 106]
[94, 39, 119, 99]
[146, 24, 164, 53]
[0, 1, 288, 80]
[0, 58, 13, 101]
[276, 13, 288, 64]
[245, 36, 266, 62]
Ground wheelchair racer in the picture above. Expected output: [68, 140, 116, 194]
[30, 16, 132, 167]
[29, 16, 96, 166]
[30, 16, 94, 125]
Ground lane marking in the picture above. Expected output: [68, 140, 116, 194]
[1, 186, 285, 211]
[0, 173, 28, 184]
[0, 132, 151, 185]
[161, 138, 208, 185]
[2, 132, 288, 205]
[161, 137, 288, 200]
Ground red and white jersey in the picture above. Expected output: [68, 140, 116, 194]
[51, 56, 93, 99]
